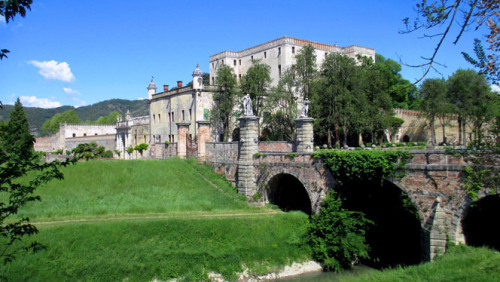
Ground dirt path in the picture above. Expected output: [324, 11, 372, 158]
[32, 210, 282, 226]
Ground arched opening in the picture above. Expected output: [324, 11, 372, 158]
[232, 128, 240, 142]
[462, 195, 500, 251]
[267, 173, 311, 215]
[340, 180, 422, 269]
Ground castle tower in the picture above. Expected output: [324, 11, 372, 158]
[147, 77, 157, 100]
[192, 64, 203, 91]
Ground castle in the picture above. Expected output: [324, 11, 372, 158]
[34, 36, 466, 158]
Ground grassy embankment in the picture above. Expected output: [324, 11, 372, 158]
[0, 158, 311, 280]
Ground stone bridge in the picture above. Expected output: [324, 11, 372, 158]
[196, 116, 499, 264]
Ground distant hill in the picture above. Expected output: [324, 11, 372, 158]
[0, 99, 149, 137]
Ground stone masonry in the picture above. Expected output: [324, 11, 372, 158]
[295, 118, 314, 153]
[237, 116, 259, 197]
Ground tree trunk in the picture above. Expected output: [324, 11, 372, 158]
[462, 121, 467, 146]
[327, 128, 332, 148]
[430, 117, 436, 145]
[442, 123, 446, 144]
[458, 117, 462, 145]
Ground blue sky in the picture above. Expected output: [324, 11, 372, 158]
[0, 0, 494, 108]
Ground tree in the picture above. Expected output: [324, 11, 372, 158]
[1, 98, 71, 266]
[403, 0, 499, 84]
[134, 143, 148, 158]
[0, 0, 33, 60]
[41, 109, 81, 136]
[263, 68, 298, 141]
[294, 45, 317, 100]
[419, 78, 450, 145]
[71, 142, 105, 161]
[210, 65, 238, 141]
[448, 69, 492, 144]
[313, 53, 361, 147]
[462, 38, 499, 84]
[94, 111, 120, 125]
[309, 190, 372, 272]
[241, 60, 272, 119]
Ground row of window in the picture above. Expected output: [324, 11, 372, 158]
[71, 133, 99, 137]
[153, 109, 192, 124]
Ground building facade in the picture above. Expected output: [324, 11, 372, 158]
[209, 36, 375, 87]
[115, 110, 150, 159]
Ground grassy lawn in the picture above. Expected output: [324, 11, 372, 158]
[342, 244, 500, 282]
[0, 158, 312, 280]
[12, 158, 263, 221]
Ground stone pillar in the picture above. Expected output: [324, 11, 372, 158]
[237, 116, 259, 198]
[429, 198, 448, 260]
[176, 122, 190, 159]
[197, 121, 211, 161]
[295, 118, 314, 153]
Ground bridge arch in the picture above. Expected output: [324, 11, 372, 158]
[266, 173, 312, 214]
[455, 193, 500, 251]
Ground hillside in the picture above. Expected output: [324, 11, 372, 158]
[0, 159, 311, 280]
[0, 99, 149, 136]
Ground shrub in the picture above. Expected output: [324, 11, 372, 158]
[101, 150, 113, 159]
[309, 190, 372, 272]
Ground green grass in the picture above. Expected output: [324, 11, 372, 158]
[12, 158, 261, 221]
[1, 158, 312, 280]
[342, 245, 500, 281]
[0, 213, 311, 281]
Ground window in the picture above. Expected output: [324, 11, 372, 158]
[251, 55, 253, 61]
[239, 59, 241, 65]
[144, 135, 146, 141]
[72, 133, 76, 137]
[158, 135, 161, 143]
[189, 134, 192, 141]
[172, 112, 175, 122]
[153, 135, 155, 141]
[182, 110, 185, 121]
[153, 114, 155, 123]
[95, 133, 98, 136]
[221, 60, 224, 65]
[83, 133, 87, 137]
[278, 47, 281, 55]
[264, 52, 267, 58]
[168, 113, 171, 122]
[292, 46, 295, 54]
[278, 64, 281, 77]
[189, 109, 192, 120]
[219, 134, 224, 142]
[239, 74, 241, 81]
[212, 77, 214, 85]
[233, 60, 236, 66]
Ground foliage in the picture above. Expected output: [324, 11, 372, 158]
[0, 98, 71, 266]
[375, 54, 418, 109]
[126, 147, 134, 155]
[93, 111, 120, 125]
[71, 142, 105, 161]
[100, 150, 113, 159]
[241, 59, 272, 118]
[447, 69, 495, 144]
[41, 109, 81, 136]
[134, 143, 148, 156]
[309, 190, 372, 272]
[210, 65, 238, 141]
[294, 44, 317, 100]
[342, 245, 500, 282]
[313, 150, 409, 187]
[419, 78, 450, 145]
[462, 38, 499, 84]
[263, 68, 297, 141]
[164, 140, 169, 146]
[403, 0, 500, 84]
[114, 149, 120, 157]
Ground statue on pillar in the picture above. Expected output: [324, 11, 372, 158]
[242, 94, 254, 116]
[300, 99, 310, 118]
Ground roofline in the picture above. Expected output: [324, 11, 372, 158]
[209, 36, 375, 60]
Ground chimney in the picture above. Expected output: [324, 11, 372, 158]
[177, 81, 182, 93]
[163, 85, 169, 92]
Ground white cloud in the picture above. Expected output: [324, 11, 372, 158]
[63, 87, 79, 94]
[20, 96, 61, 108]
[492, 84, 500, 94]
[0, 15, 6, 25]
[29, 60, 75, 82]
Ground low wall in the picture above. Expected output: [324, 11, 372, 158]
[34, 134, 62, 152]
[258, 141, 295, 153]
[205, 142, 239, 184]
[64, 135, 116, 152]
[150, 143, 177, 159]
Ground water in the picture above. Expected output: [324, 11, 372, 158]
[277, 265, 374, 281]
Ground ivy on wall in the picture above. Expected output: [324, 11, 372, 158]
[312, 150, 410, 187]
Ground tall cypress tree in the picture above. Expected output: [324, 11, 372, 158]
[1, 98, 35, 160]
